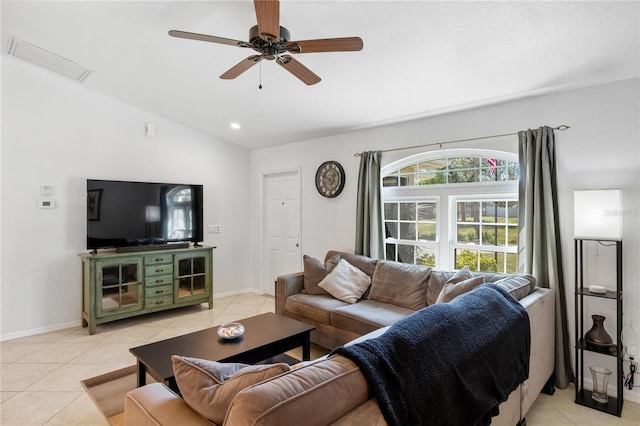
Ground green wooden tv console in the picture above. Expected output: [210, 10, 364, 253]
[80, 245, 213, 334]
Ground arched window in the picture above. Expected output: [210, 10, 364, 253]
[382, 149, 519, 273]
[166, 186, 194, 239]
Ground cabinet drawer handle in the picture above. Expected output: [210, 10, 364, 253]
[155, 268, 164, 273]
[155, 289, 164, 294]
[155, 279, 164, 283]
[155, 300, 164, 305]
[154, 258, 164, 261]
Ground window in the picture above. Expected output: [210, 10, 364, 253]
[382, 149, 519, 273]
[166, 186, 194, 239]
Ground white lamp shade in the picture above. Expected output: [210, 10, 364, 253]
[574, 189, 622, 240]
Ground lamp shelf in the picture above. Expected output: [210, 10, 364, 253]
[576, 388, 621, 417]
[575, 288, 619, 300]
[574, 239, 623, 417]
[576, 338, 618, 357]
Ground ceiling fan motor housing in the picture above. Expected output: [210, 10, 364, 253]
[249, 25, 291, 59]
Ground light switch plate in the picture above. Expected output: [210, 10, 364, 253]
[38, 199, 56, 209]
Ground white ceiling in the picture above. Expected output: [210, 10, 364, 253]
[2, 1, 639, 150]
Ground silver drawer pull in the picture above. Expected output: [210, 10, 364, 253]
[154, 258, 163, 262]
[155, 268, 164, 273]
[155, 290, 164, 294]
[155, 279, 164, 283]
[155, 300, 164, 305]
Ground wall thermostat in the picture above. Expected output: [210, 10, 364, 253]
[38, 199, 56, 209]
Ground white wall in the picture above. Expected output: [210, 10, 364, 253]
[250, 78, 640, 401]
[1, 57, 252, 340]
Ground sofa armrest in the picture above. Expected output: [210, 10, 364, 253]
[519, 287, 556, 416]
[275, 272, 304, 315]
[124, 383, 214, 426]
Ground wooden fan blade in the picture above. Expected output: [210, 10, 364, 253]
[220, 55, 263, 80]
[169, 30, 251, 48]
[277, 55, 320, 85]
[254, 0, 280, 41]
[286, 37, 363, 53]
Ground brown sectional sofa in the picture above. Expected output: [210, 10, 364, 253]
[124, 251, 556, 425]
[276, 251, 543, 349]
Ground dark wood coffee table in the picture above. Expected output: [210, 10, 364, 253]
[129, 312, 315, 392]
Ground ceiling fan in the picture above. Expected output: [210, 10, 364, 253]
[168, 0, 363, 85]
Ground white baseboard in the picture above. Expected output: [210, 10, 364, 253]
[0, 319, 81, 342]
[213, 288, 266, 299]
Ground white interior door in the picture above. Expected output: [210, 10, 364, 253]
[264, 170, 301, 296]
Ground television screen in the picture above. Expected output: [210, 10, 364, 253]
[87, 179, 203, 250]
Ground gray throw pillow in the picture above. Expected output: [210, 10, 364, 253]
[303, 254, 340, 295]
[435, 275, 485, 303]
[492, 274, 536, 301]
[172, 355, 290, 425]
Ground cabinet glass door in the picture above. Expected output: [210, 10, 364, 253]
[175, 253, 209, 302]
[97, 258, 143, 317]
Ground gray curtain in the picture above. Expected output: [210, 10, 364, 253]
[355, 151, 384, 259]
[518, 126, 573, 388]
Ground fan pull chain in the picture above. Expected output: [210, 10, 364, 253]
[259, 61, 262, 90]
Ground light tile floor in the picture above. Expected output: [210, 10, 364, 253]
[1, 293, 638, 425]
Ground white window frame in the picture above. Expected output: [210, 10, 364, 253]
[448, 192, 518, 272]
[382, 148, 518, 271]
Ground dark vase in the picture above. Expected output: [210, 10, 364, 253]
[585, 314, 613, 347]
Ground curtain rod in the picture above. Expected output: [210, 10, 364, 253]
[353, 125, 570, 157]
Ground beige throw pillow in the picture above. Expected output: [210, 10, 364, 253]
[172, 355, 289, 425]
[318, 259, 371, 304]
[303, 254, 340, 295]
[435, 267, 485, 303]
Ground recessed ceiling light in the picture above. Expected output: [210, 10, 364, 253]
[230, 122, 241, 130]
[8, 37, 92, 83]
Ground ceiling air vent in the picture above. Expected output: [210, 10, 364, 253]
[8, 37, 92, 83]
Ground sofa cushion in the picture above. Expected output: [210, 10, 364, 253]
[303, 254, 341, 295]
[285, 293, 350, 324]
[171, 356, 289, 425]
[436, 266, 484, 303]
[331, 300, 415, 335]
[318, 259, 372, 304]
[368, 261, 430, 310]
[492, 274, 536, 301]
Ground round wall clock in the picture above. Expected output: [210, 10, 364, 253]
[315, 161, 345, 198]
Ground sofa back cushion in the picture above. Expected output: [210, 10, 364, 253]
[368, 261, 431, 311]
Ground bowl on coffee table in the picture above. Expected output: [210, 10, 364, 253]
[217, 322, 244, 340]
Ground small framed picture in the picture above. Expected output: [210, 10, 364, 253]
[87, 189, 102, 221]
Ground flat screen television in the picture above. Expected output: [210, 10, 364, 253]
[87, 179, 203, 251]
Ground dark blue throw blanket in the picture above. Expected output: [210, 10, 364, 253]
[332, 284, 530, 426]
